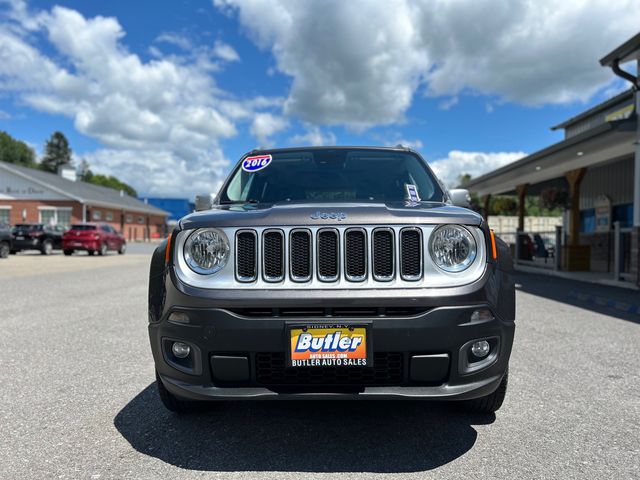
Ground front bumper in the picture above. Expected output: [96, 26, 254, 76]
[12, 238, 41, 250]
[63, 240, 99, 251]
[149, 263, 515, 401]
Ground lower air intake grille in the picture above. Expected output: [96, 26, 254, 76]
[235, 231, 257, 281]
[263, 230, 284, 281]
[255, 352, 403, 386]
[317, 229, 339, 281]
[373, 229, 394, 280]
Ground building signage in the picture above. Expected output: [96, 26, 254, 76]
[594, 195, 611, 232]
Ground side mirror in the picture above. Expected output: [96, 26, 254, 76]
[449, 189, 471, 208]
[194, 193, 215, 212]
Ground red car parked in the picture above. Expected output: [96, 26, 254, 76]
[62, 223, 126, 256]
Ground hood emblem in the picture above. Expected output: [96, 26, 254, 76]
[311, 211, 347, 221]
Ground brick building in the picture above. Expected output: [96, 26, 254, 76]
[0, 161, 169, 241]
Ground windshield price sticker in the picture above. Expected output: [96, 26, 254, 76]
[290, 325, 368, 367]
[405, 183, 421, 202]
[242, 154, 272, 172]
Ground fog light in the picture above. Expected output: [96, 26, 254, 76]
[471, 340, 490, 358]
[171, 342, 191, 358]
[470, 309, 494, 323]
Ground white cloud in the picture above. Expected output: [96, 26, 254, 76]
[429, 150, 526, 188]
[213, 40, 240, 62]
[289, 126, 336, 146]
[215, 0, 640, 126]
[250, 112, 289, 146]
[83, 148, 228, 197]
[0, 4, 274, 197]
[155, 32, 192, 50]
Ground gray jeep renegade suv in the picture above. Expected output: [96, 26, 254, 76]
[148, 146, 515, 414]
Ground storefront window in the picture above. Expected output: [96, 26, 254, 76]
[39, 207, 72, 228]
[0, 207, 10, 225]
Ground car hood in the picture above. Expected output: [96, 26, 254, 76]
[179, 201, 483, 229]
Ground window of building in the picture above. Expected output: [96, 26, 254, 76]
[138, 216, 145, 224]
[125, 214, 133, 223]
[0, 206, 10, 225]
[92, 210, 102, 221]
[580, 209, 595, 233]
[613, 203, 633, 228]
[106, 211, 114, 221]
[39, 207, 72, 228]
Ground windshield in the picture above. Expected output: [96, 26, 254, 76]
[70, 225, 97, 231]
[13, 224, 43, 231]
[220, 149, 445, 204]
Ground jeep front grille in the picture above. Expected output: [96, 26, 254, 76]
[317, 229, 339, 281]
[262, 230, 284, 282]
[345, 228, 367, 281]
[174, 225, 486, 290]
[236, 225, 429, 285]
[289, 229, 312, 281]
[372, 228, 395, 281]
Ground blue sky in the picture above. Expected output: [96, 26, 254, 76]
[1, 0, 639, 197]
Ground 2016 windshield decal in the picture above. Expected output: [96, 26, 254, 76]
[310, 212, 347, 221]
[241, 154, 272, 172]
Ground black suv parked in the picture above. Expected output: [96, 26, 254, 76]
[0, 223, 11, 258]
[11, 224, 64, 255]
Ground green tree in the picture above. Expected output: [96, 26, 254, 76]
[77, 158, 93, 181]
[457, 172, 472, 188]
[40, 131, 72, 173]
[0, 131, 36, 167]
[86, 173, 138, 197]
[490, 196, 518, 216]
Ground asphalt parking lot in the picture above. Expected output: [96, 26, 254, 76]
[1, 245, 639, 479]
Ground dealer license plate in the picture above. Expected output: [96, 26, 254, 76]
[288, 324, 370, 368]
[16, 236, 24, 240]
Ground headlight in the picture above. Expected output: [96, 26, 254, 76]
[183, 228, 230, 275]
[429, 225, 477, 272]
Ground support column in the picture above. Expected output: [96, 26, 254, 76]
[516, 184, 528, 231]
[481, 194, 491, 221]
[565, 168, 586, 246]
[633, 87, 640, 227]
[563, 168, 590, 270]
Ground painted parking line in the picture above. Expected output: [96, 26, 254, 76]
[568, 291, 640, 316]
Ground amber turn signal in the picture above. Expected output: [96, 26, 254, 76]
[489, 230, 498, 260]
[165, 232, 173, 265]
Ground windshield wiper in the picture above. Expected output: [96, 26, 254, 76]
[219, 199, 260, 205]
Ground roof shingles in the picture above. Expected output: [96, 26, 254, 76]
[0, 161, 169, 216]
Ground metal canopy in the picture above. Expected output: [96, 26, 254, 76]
[466, 119, 636, 197]
[600, 32, 640, 67]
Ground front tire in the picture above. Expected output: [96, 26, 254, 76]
[462, 369, 508, 414]
[88, 250, 95, 256]
[156, 372, 199, 414]
[118, 243, 126, 255]
[41, 240, 53, 255]
[63, 249, 73, 256]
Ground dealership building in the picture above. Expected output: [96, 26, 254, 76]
[466, 33, 640, 286]
[0, 161, 169, 240]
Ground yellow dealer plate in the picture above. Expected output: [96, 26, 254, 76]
[289, 324, 369, 367]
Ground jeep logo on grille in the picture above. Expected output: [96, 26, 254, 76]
[310, 211, 347, 221]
